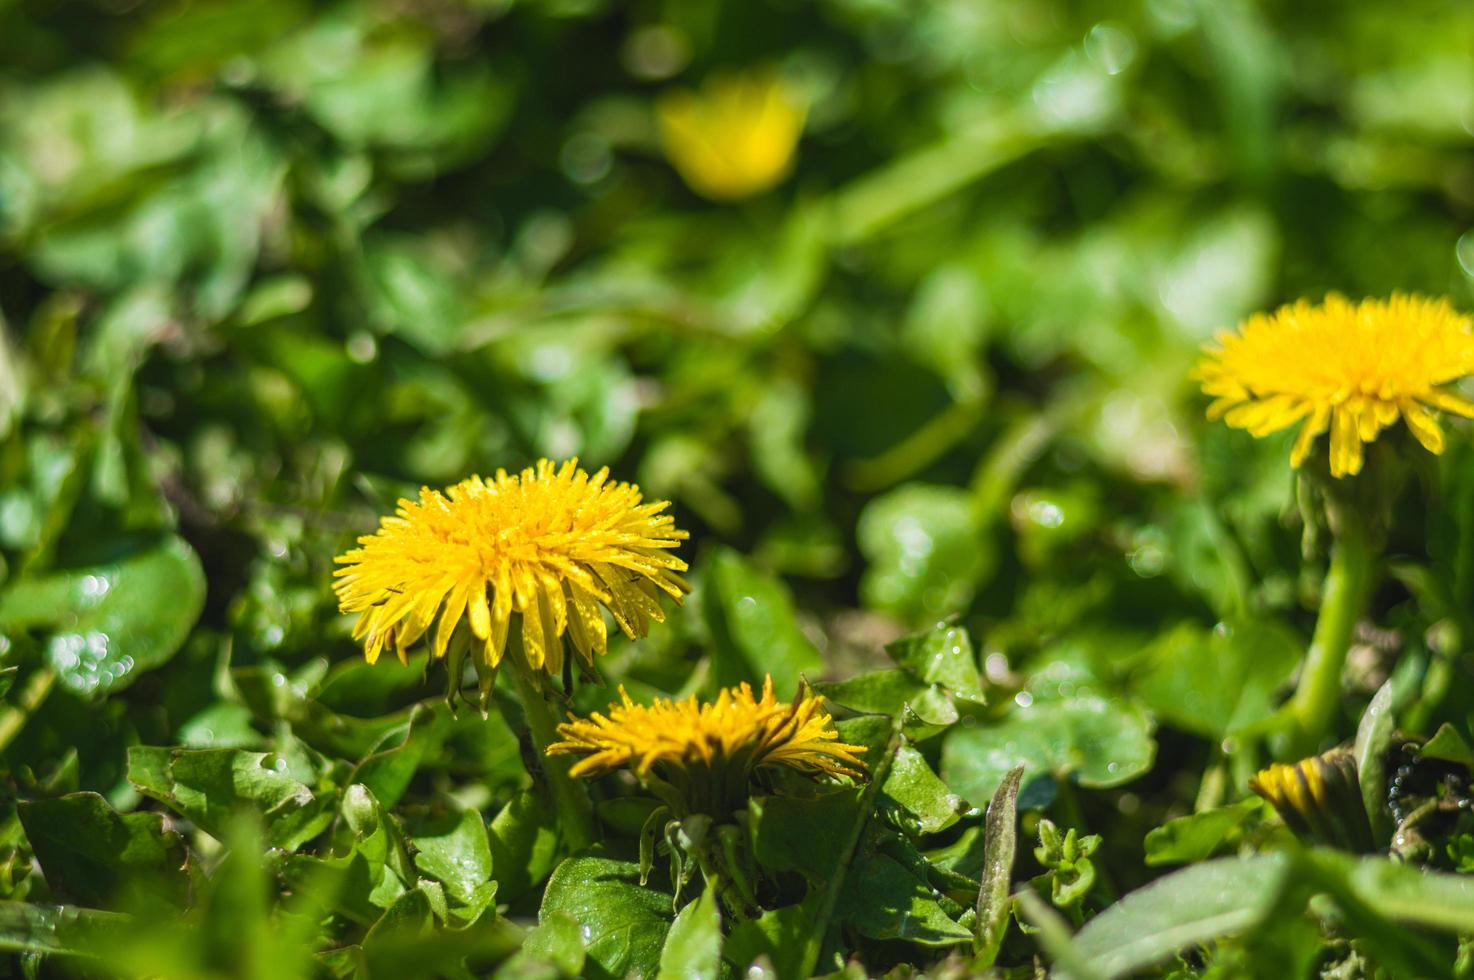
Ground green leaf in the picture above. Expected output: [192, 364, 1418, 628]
[750, 788, 862, 882]
[17, 793, 190, 908]
[815, 669, 959, 736]
[0, 902, 131, 959]
[836, 851, 973, 946]
[513, 912, 586, 978]
[540, 854, 673, 979]
[1143, 798, 1263, 866]
[1131, 619, 1301, 739]
[348, 705, 456, 810]
[488, 790, 560, 902]
[0, 535, 204, 699]
[699, 547, 822, 696]
[1421, 722, 1474, 766]
[1328, 851, 1474, 932]
[723, 899, 816, 979]
[941, 663, 1155, 807]
[409, 806, 496, 918]
[656, 884, 721, 980]
[858, 484, 991, 623]
[127, 746, 334, 851]
[975, 765, 1024, 966]
[1015, 890, 1104, 980]
[1062, 855, 1290, 980]
[882, 743, 967, 833]
[884, 622, 986, 704]
[1354, 679, 1397, 845]
[362, 889, 436, 974]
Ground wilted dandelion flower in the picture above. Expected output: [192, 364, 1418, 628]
[1195, 294, 1474, 477]
[657, 69, 805, 201]
[333, 459, 688, 676]
[547, 677, 866, 816]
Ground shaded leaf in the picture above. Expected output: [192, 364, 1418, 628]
[0, 535, 204, 699]
[17, 793, 190, 908]
[836, 851, 972, 946]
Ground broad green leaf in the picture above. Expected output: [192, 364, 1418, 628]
[17, 793, 190, 908]
[409, 806, 496, 918]
[0, 535, 204, 699]
[540, 854, 673, 979]
[1420, 722, 1474, 766]
[975, 765, 1024, 966]
[1143, 798, 1262, 866]
[858, 484, 991, 623]
[1062, 854, 1290, 980]
[127, 746, 334, 851]
[699, 547, 821, 696]
[941, 663, 1154, 806]
[882, 743, 967, 834]
[1131, 620, 1301, 738]
[884, 623, 986, 704]
[656, 885, 721, 980]
[835, 851, 972, 946]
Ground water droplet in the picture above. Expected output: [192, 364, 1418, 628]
[1014, 691, 1034, 708]
[1085, 23, 1137, 75]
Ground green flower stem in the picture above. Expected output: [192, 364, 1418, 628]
[510, 667, 598, 853]
[1286, 517, 1376, 757]
[0, 666, 55, 755]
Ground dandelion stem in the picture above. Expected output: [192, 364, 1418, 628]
[511, 667, 598, 853]
[1286, 517, 1375, 757]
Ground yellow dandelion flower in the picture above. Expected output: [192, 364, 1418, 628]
[547, 676, 866, 816]
[1195, 293, 1474, 477]
[657, 69, 806, 202]
[333, 459, 688, 676]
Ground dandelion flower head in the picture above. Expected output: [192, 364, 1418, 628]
[657, 69, 806, 202]
[548, 677, 866, 815]
[333, 459, 688, 676]
[1195, 294, 1474, 477]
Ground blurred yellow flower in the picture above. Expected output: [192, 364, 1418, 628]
[547, 676, 866, 815]
[1195, 294, 1474, 477]
[333, 459, 688, 676]
[657, 70, 805, 201]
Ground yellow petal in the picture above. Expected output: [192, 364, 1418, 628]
[1402, 399, 1446, 454]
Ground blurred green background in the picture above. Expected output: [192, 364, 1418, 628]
[2, 0, 1474, 972]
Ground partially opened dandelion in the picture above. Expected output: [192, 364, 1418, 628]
[548, 676, 867, 818]
[333, 458, 689, 678]
[1195, 294, 1474, 478]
